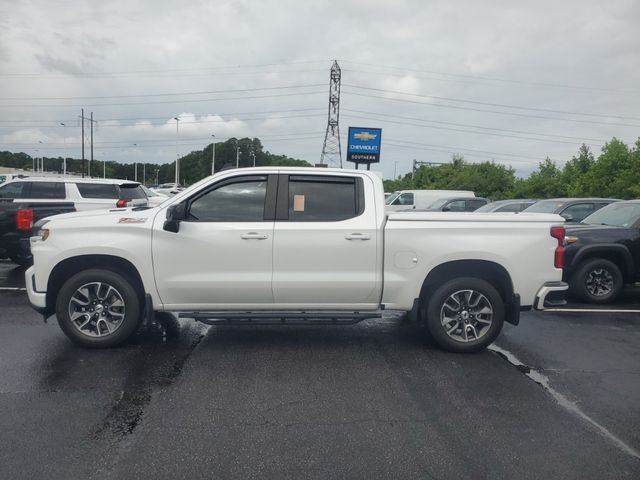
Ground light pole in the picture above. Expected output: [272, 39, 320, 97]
[33, 149, 37, 173]
[235, 139, 240, 168]
[156, 167, 159, 186]
[103, 153, 106, 179]
[133, 143, 138, 181]
[251, 149, 256, 167]
[211, 133, 216, 175]
[174, 117, 180, 185]
[38, 140, 43, 174]
[143, 162, 146, 186]
[60, 123, 67, 176]
[394, 160, 399, 179]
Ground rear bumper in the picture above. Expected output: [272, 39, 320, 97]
[534, 281, 568, 310]
[25, 266, 47, 312]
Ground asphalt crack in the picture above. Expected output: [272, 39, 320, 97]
[489, 344, 640, 460]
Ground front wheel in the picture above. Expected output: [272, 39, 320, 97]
[423, 277, 504, 353]
[55, 269, 142, 348]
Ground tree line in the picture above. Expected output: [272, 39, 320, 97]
[383, 137, 640, 200]
[0, 137, 310, 185]
[2, 136, 639, 199]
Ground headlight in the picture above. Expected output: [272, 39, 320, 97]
[31, 219, 51, 242]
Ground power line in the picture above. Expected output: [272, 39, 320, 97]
[0, 89, 326, 108]
[342, 109, 606, 143]
[0, 83, 325, 101]
[339, 60, 639, 94]
[341, 112, 599, 147]
[0, 60, 330, 78]
[343, 84, 640, 121]
[342, 90, 640, 128]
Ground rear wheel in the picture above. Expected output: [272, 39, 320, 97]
[571, 258, 622, 304]
[423, 277, 504, 353]
[55, 269, 142, 348]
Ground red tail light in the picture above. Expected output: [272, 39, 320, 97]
[116, 199, 129, 208]
[16, 208, 34, 231]
[550, 226, 565, 268]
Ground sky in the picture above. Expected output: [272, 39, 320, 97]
[0, 0, 639, 180]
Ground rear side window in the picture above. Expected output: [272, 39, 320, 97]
[468, 199, 488, 211]
[76, 183, 118, 199]
[28, 182, 65, 199]
[444, 200, 466, 212]
[286, 175, 361, 222]
[118, 184, 146, 199]
[0, 182, 25, 199]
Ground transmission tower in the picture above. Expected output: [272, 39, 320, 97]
[320, 60, 342, 167]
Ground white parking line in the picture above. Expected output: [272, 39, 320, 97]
[0, 287, 26, 292]
[489, 344, 640, 460]
[546, 308, 640, 314]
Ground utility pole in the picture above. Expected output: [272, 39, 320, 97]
[90, 111, 94, 177]
[60, 123, 66, 176]
[211, 134, 215, 175]
[173, 117, 180, 185]
[81, 108, 85, 178]
[320, 60, 342, 167]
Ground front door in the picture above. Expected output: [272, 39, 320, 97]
[152, 174, 276, 310]
[271, 173, 381, 308]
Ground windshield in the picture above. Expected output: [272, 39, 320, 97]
[385, 191, 401, 205]
[583, 202, 640, 227]
[523, 200, 565, 213]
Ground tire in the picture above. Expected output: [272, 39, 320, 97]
[55, 268, 142, 348]
[571, 258, 623, 304]
[9, 254, 32, 267]
[423, 277, 504, 353]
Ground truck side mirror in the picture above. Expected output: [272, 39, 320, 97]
[163, 203, 187, 233]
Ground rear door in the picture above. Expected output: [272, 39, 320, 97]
[271, 173, 380, 308]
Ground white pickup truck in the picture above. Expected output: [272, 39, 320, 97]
[26, 168, 568, 352]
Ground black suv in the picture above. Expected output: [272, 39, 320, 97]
[522, 198, 619, 223]
[563, 201, 640, 303]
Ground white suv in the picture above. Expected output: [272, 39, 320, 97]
[0, 177, 148, 211]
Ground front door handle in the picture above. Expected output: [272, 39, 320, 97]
[345, 233, 371, 241]
[241, 232, 268, 240]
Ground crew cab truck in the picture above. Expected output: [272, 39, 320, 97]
[26, 168, 568, 353]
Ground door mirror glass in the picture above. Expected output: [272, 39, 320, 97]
[164, 203, 187, 232]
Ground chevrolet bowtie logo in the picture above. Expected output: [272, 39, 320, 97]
[353, 131, 377, 141]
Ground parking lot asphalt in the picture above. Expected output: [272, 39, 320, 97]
[1, 260, 639, 479]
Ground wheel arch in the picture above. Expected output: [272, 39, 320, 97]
[46, 255, 147, 315]
[571, 245, 634, 282]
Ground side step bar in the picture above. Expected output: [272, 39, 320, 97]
[178, 310, 382, 326]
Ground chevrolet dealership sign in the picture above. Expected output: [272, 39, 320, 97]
[347, 127, 382, 165]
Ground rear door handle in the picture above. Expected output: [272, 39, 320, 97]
[345, 233, 371, 241]
[240, 232, 269, 240]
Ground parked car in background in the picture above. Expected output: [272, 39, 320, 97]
[423, 197, 489, 212]
[140, 185, 169, 207]
[0, 177, 148, 266]
[386, 189, 475, 211]
[475, 199, 538, 213]
[522, 198, 619, 223]
[152, 183, 184, 196]
[563, 200, 640, 303]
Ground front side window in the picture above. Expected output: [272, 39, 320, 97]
[287, 175, 359, 221]
[188, 177, 267, 222]
[444, 200, 466, 211]
[468, 200, 487, 210]
[29, 182, 65, 199]
[562, 203, 595, 222]
[77, 183, 118, 199]
[0, 182, 25, 199]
